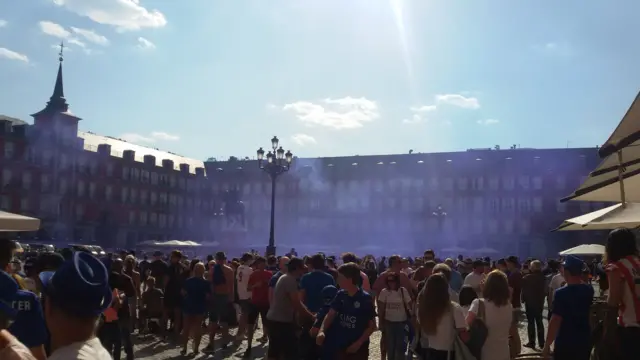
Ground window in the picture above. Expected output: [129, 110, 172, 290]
[0, 195, 9, 210]
[150, 172, 158, 185]
[3, 142, 14, 159]
[22, 172, 31, 190]
[59, 179, 67, 194]
[489, 177, 499, 191]
[130, 188, 138, 203]
[105, 185, 113, 201]
[517, 198, 531, 212]
[519, 219, 530, 235]
[2, 169, 12, 186]
[533, 197, 543, 212]
[473, 197, 483, 213]
[75, 204, 84, 219]
[532, 177, 543, 190]
[504, 219, 514, 234]
[457, 178, 468, 190]
[20, 198, 29, 211]
[77, 180, 85, 197]
[488, 219, 498, 234]
[122, 167, 129, 180]
[106, 163, 114, 177]
[501, 198, 515, 212]
[518, 176, 530, 190]
[429, 178, 439, 191]
[150, 192, 157, 205]
[140, 212, 148, 225]
[121, 188, 129, 203]
[503, 177, 515, 191]
[556, 176, 566, 190]
[443, 178, 454, 191]
[41, 174, 50, 192]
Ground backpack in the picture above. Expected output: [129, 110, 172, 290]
[466, 299, 488, 360]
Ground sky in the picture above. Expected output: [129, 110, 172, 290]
[1, 0, 639, 162]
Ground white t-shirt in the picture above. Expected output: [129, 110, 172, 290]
[469, 299, 512, 360]
[378, 287, 412, 322]
[236, 264, 254, 300]
[464, 272, 485, 293]
[549, 273, 565, 293]
[449, 288, 459, 304]
[420, 302, 466, 351]
[48, 338, 112, 360]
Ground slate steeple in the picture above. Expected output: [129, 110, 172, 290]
[31, 42, 76, 117]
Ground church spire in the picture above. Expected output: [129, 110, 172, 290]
[32, 42, 70, 116]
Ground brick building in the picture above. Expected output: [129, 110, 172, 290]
[0, 55, 603, 256]
[206, 148, 605, 257]
[0, 56, 213, 247]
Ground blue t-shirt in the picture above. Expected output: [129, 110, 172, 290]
[449, 270, 464, 293]
[269, 271, 284, 288]
[300, 271, 336, 313]
[552, 283, 593, 351]
[182, 277, 211, 315]
[329, 289, 376, 349]
[8, 290, 48, 349]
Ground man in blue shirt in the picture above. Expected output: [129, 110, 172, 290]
[300, 254, 336, 313]
[316, 263, 376, 359]
[0, 239, 47, 360]
[542, 255, 593, 360]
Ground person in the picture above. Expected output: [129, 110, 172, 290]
[300, 254, 336, 314]
[377, 272, 412, 360]
[433, 263, 459, 303]
[466, 270, 513, 360]
[603, 228, 640, 358]
[181, 262, 210, 356]
[39, 251, 112, 359]
[463, 259, 485, 295]
[139, 276, 164, 333]
[416, 273, 467, 360]
[0, 239, 47, 360]
[235, 253, 254, 341]
[268, 256, 289, 303]
[310, 285, 339, 360]
[267, 257, 314, 360]
[444, 258, 464, 293]
[522, 260, 546, 349]
[542, 255, 593, 360]
[163, 250, 187, 339]
[123, 255, 140, 329]
[244, 256, 272, 357]
[458, 285, 478, 317]
[0, 269, 39, 360]
[341, 253, 372, 293]
[316, 262, 376, 360]
[203, 252, 235, 353]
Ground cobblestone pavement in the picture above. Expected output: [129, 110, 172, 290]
[133, 314, 546, 359]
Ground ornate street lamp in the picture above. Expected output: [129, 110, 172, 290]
[432, 204, 447, 230]
[257, 136, 293, 256]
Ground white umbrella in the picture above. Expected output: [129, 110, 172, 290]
[471, 247, 499, 254]
[556, 202, 640, 231]
[559, 244, 605, 256]
[442, 246, 467, 253]
[0, 211, 40, 232]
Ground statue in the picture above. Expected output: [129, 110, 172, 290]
[222, 186, 245, 229]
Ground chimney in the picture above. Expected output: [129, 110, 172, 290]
[97, 144, 112, 156]
[162, 159, 174, 170]
[195, 167, 205, 177]
[122, 150, 135, 161]
[143, 154, 156, 166]
[179, 163, 190, 173]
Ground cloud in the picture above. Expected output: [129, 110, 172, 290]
[435, 94, 480, 109]
[136, 37, 155, 50]
[119, 131, 179, 144]
[282, 96, 379, 129]
[291, 134, 317, 146]
[39, 21, 71, 38]
[150, 131, 179, 141]
[71, 27, 109, 46]
[0, 48, 29, 62]
[52, 0, 167, 31]
[403, 105, 437, 124]
[477, 119, 499, 125]
[0, 20, 7, 27]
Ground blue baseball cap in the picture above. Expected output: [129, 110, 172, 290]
[0, 271, 19, 318]
[562, 255, 587, 275]
[39, 252, 113, 317]
[322, 285, 338, 301]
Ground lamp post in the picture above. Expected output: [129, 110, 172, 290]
[432, 204, 447, 230]
[257, 136, 293, 256]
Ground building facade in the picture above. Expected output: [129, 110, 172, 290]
[206, 148, 605, 257]
[0, 56, 604, 256]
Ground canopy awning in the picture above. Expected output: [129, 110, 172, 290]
[562, 91, 640, 202]
[555, 202, 640, 231]
[0, 211, 41, 232]
[559, 244, 605, 256]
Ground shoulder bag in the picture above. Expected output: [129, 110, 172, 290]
[448, 303, 477, 360]
[466, 299, 488, 360]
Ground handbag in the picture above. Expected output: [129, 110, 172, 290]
[448, 304, 477, 360]
[466, 299, 488, 360]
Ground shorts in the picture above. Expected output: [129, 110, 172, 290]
[238, 299, 252, 314]
[247, 303, 269, 325]
[267, 320, 298, 359]
[208, 294, 231, 324]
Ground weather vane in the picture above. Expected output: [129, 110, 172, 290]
[58, 41, 64, 62]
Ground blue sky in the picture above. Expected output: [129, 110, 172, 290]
[1, 0, 639, 161]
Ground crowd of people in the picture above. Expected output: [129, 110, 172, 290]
[0, 227, 639, 360]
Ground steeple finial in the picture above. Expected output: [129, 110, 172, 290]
[58, 41, 64, 63]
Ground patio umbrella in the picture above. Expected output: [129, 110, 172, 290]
[559, 244, 605, 256]
[562, 91, 640, 203]
[0, 211, 40, 232]
[555, 202, 640, 231]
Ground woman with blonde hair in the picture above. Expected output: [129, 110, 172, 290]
[417, 274, 467, 360]
[466, 270, 513, 360]
[180, 262, 210, 356]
